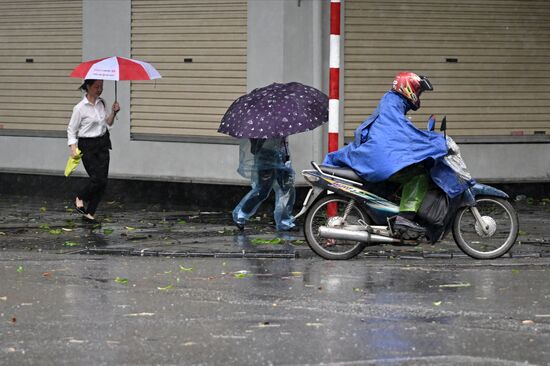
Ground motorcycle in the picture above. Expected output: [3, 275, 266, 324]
[294, 117, 519, 260]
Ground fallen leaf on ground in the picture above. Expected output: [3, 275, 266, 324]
[16, 266, 24, 273]
[103, 229, 114, 235]
[61, 228, 73, 232]
[157, 284, 173, 291]
[254, 322, 280, 328]
[68, 339, 85, 344]
[48, 229, 62, 235]
[39, 207, 47, 213]
[64, 241, 79, 247]
[251, 238, 283, 245]
[439, 282, 471, 288]
[522, 320, 535, 325]
[125, 226, 136, 231]
[114, 277, 129, 285]
[179, 266, 193, 272]
[433, 301, 442, 306]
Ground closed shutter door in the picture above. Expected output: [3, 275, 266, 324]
[345, 0, 550, 138]
[130, 0, 247, 139]
[0, 0, 82, 135]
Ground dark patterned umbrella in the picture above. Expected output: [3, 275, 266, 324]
[218, 82, 328, 138]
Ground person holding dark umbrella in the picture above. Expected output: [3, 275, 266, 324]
[218, 82, 328, 231]
[67, 79, 119, 222]
[233, 137, 296, 231]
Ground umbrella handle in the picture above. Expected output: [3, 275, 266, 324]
[114, 81, 118, 120]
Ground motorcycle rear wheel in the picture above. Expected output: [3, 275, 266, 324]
[452, 196, 519, 259]
[304, 195, 370, 260]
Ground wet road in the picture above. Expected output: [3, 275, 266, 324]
[1, 252, 549, 365]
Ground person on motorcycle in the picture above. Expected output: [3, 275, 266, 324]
[323, 72, 465, 235]
[233, 137, 296, 231]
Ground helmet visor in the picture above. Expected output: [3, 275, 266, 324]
[419, 76, 433, 92]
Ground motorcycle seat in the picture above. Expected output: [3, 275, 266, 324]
[319, 165, 363, 183]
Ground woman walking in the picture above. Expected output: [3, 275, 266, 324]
[67, 79, 120, 222]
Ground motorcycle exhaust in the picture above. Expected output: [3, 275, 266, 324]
[318, 226, 401, 244]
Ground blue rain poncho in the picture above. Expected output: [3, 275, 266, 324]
[323, 91, 469, 197]
[237, 137, 291, 178]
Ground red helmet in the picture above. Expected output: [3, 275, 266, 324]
[392, 72, 433, 110]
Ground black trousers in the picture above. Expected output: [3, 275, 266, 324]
[77, 134, 111, 215]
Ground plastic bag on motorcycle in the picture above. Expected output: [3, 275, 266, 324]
[417, 135, 472, 243]
[416, 187, 461, 243]
[444, 136, 472, 181]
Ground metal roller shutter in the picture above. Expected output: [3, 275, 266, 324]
[130, 0, 247, 139]
[0, 0, 82, 135]
[344, 0, 550, 138]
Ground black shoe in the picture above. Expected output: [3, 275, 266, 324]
[235, 222, 245, 231]
[82, 215, 96, 223]
[393, 215, 426, 240]
[74, 203, 87, 215]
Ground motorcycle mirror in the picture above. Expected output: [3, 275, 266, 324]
[427, 114, 436, 131]
[440, 116, 447, 131]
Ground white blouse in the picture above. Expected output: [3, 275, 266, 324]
[67, 96, 110, 146]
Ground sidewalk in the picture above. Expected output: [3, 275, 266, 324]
[1, 194, 549, 259]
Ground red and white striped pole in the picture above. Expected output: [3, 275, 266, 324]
[328, 0, 341, 153]
[327, 0, 341, 217]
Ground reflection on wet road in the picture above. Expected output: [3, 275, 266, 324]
[1, 253, 549, 365]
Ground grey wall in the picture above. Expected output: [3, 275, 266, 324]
[0, 0, 548, 184]
[0, 0, 328, 186]
[81, 0, 240, 184]
[247, 0, 328, 181]
[460, 144, 550, 183]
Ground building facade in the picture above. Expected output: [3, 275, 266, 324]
[0, 0, 549, 186]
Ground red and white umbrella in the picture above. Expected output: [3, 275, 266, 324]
[70, 56, 161, 100]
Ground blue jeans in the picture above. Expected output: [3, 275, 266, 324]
[233, 165, 296, 230]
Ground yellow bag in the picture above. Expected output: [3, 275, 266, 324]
[64, 149, 82, 177]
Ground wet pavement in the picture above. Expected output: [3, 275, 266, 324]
[0, 194, 549, 259]
[1, 194, 550, 365]
[1, 252, 550, 365]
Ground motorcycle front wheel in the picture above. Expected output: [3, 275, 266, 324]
[304, 195, 370, 260]
[452, 196, 519, 259]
